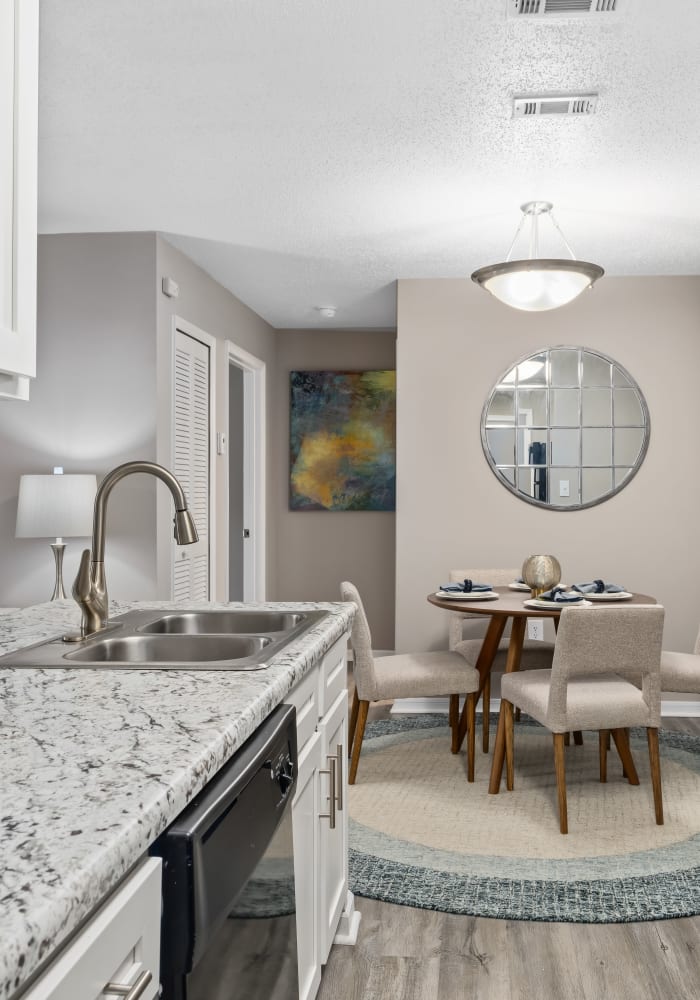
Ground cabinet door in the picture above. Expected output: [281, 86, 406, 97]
[292, 728, 322, 1000]
[319, 688, 349, 963]
[0, 0, 38, 401]
[21, 858, 161, 1000]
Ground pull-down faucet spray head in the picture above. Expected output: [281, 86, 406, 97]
[174, 507, 198, 545]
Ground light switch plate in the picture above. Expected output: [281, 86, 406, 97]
[559, 480, 570, 497]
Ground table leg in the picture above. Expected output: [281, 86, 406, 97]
[456, 614, 506, 751]
[489, 616, 526, 794]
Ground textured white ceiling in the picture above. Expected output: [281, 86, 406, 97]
[38, 1, 700, 328]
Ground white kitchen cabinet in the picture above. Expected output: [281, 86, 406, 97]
[0, 0, 39, 401]
[20, 858, 161, 1000]
[288, 634, 360, 1000]
[292, 729, 322, 1000]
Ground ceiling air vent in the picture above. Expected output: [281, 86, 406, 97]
[507, 0, 622, 18]
[513, 93, 598, 117]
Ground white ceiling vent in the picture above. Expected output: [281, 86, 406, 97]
[513, 93, 598, 117]
[507, 0, 622, 18]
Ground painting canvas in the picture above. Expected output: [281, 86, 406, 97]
[289, 370, 396, 511]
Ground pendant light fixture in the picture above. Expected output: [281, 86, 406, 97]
[471, 201, 603, 312]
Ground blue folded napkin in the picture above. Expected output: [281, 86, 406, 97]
[439, 579, 492, 593]
[572, 580, 625, 594]
[537, 586, 584, 603]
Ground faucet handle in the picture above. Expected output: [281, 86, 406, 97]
[73, 549, 93, 601]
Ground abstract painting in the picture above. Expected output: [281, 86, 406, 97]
[289, 370, 396, 511]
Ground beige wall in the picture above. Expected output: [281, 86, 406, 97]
[274, 329, 396, 649]
[396, 276, 700, 656]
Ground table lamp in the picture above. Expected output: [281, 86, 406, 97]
[16, 468, 97, 600]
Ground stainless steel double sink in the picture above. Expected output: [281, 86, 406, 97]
[0, 608, 329, 671]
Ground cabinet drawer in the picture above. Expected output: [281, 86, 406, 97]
[22, 858, 161, 1000]
[319, 638, 348, 718]
[288, 665, 319, 750]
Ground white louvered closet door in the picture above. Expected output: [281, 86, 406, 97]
[172, 329, 210, 600]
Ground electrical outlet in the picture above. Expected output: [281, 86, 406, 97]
[527, 618, 544, 641]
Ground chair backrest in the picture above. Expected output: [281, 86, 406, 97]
[340, 581, 379, 701]
[547, 605, 665, 729]
[448, 568, 521, 647]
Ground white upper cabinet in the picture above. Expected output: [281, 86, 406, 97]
[0, 0, 38, 401]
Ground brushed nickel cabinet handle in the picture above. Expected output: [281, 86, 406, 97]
[319, 756, 337, 829]
[104, 970, 152, 1000]
[335, 743, 344, 812]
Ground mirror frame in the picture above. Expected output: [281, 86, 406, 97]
[480, 346, 651, 512]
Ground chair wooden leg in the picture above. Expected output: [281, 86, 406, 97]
[573, 731, 584, 746]
[553, 733, 568, 834]
[611, 729, 640, 785]
[599, 730, 608, 783]
[449, 694, 460, 754]
[348, 689, 359, 756]
[482, 673, 491, 753]
[504, 700, 515, 791]
[466, 693, 477, 782]
[348, 700, 369, 785]
[647, 728, 664, 825]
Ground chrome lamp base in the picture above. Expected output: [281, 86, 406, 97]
[50, 542, 67, 600]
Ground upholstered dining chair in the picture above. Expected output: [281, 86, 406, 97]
[660, 621, 700, 696]
[448, 567, 555, 751]
[497, 604, 665, 834]
[341, 581, 481, 784]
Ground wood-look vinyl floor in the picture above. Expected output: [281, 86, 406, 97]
[318, 703, 700, 1000]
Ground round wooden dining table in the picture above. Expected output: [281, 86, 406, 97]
[427, 587, 656, 793]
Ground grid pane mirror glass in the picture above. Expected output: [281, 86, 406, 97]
[481, 347, 650, 511]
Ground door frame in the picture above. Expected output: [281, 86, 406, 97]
[157, 316, 217, 599]
[225, 339, 266, 601]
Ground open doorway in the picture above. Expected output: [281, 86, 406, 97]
[226, 340, 266, 601]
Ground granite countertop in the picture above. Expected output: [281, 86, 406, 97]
[0, 598, 355, 1000]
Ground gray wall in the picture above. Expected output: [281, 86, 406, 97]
[0, 233, 157, 608]
[275, 329, 396, 649]
[155, 236, 277, 600]
[396, 276, 700, 658]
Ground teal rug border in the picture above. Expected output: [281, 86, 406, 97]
[348, 714, 700, 923]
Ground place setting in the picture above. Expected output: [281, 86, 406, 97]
[435, 579, 499, 601]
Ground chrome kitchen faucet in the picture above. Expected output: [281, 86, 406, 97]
[70, 461, 198, 637]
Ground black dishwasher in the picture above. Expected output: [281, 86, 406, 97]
[151, 703, 298, 1000]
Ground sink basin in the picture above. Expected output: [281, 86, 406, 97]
[64, 634, 271, 665]
[0, 607, 329, 671]
[139, 610, 306, 635]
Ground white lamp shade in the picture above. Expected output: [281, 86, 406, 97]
[16, 474, 97, 539]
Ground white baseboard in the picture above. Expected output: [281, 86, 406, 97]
[390, 696, 700, 719]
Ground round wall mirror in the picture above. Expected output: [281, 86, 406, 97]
[481, 347, 650, 511]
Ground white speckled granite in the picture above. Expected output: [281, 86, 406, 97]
[0, 599, 354, 1000]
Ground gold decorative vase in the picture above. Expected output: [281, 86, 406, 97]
[521, 554, 561, 598]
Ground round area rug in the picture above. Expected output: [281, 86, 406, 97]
[348, 714, 700, 922]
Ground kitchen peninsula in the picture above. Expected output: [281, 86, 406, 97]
[0, 598, 356, 1000]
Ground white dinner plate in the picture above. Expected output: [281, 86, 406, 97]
[508, 582, 530, 591]
[578, 590, 633, 601]
[435, 590, 499, 601]
[523, 598, 592, 610]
